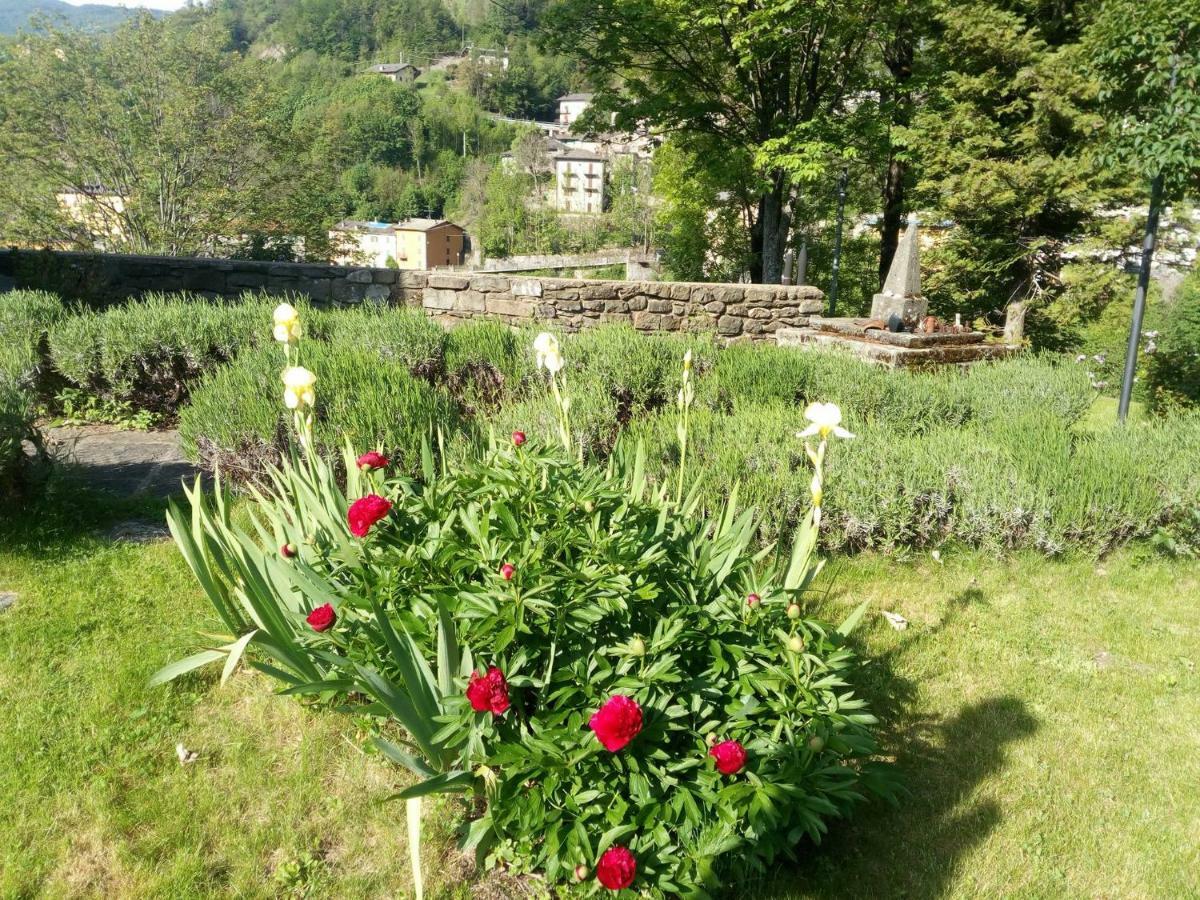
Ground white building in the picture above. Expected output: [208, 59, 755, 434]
[554, 150, 605, 214]
[557, 93, 594, 128]
[369, 63, 420, 84]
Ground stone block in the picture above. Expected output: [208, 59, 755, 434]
[373, 268, 398, 284]
[626, 295, 647, 311]
[453, 290, 486, 313]
[632, 311, 661, 330]
[557, 299, 582, 313]
[667, 283, 693, 301]
[647, 298, 672, 313]
[428, 273, 470, 290]
[303, 279, 331, 302]
[227, 271, 268, 290]
[659, 314, 681, 331]
[399, 270, 428, 288]
[512, 278, 543, 297]
[717, 315, 744, 336]
[742, 285, 780, 305]
[748, 307, 774, 319]
[471, 274, 511, 293]
[582, 299, 604, 312]
[537, 303, 559, 318]
[423, 287, 457, 311]
[486, 296, 534, 318]
[346, 268, 374, 284]
[604, 297, 629, 313]
[364, 284, 390, 305]
[704, 300, 726, 315]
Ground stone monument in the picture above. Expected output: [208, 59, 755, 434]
[869, 215, 926, 330]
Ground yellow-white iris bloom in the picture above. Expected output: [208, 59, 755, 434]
[281, 366, 316, 409]
[273, 303, 302, 343]
[796, 402, 854, 440]
[534, 332, 564, 374]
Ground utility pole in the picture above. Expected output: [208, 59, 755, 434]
[1117, 173, 1163, 423]
[828, 168, 849, 317]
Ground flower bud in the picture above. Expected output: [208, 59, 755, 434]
[786, 603, 801, 620]
[787, 634, 805, 653]
[746, 592, 760, 607]
[280, 543, 296, 559]
[511, 430, 526, 447]
[500, 563, 515, 581]
[629, 637, 646, 657]
[705, 732, 718, 746]
[807, 735, 825, 752]
[583, 500, 595, 513]
[574, 864, 589, 882]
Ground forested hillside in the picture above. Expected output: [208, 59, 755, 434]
[0, 0, 148, 35]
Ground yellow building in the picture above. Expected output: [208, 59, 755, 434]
[56, 184, 128, 249]
[329, 219, 466, 269]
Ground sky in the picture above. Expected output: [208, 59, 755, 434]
[61, 0, 191, 10]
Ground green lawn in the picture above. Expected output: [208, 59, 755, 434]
[2, 487, 1197, 898]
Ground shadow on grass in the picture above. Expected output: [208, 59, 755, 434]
[745, 585, 1039, 899]
[0, 467, 172, 560]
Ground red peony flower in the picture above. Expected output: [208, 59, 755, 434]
[356, 451, 390, 470]
[280, 543, 296, 558]
[500, 562, 515, 581]
[466, 666, 510, 715]
[511, 431, 526, 446]
[306, 603, 336, 632]
[746, 592, 761, 606]
[348, 494, 392, 537]
[596, 845, 636, 891]
[709, 739, 747, 775]
[589, 695, 643, 752]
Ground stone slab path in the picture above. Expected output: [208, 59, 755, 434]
[45, 425, 199, 499]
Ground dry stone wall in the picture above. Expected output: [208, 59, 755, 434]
[0, 249, 824, 340]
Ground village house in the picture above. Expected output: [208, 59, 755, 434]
[557, 93, 594, 127]
[56, 183, 128, 249]
[329, 219, 466, 269]
[368, 62, 420, 84]
[554, 150, 606, 214]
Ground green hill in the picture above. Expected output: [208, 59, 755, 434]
[0, 0, 155, 35]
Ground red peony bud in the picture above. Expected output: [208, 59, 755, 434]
[511, 430, 526, 446]
[588, 695, 643, 752]
[465, 666, 510, 715]
[306, 603, 336, 632]
[280, 543, 297, 558]
[596, 846, 636, 891]
[746, 592, 761, 607]
[500, 562, 515, 581]
[347, 494, 392, 537]
[356, 451, 390, 470]
[709, 739, 747, 775]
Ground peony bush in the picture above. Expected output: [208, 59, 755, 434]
[157, 308, 893, 896]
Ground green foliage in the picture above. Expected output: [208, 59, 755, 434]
[1148, 273, 1200, 411]
[163, 423, 890, 897]
[179, 341, 462, 480]
[326, 306, 446, 376]
[47, 293, 311, 419]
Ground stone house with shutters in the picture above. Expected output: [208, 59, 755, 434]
[553, 150, 605, 214]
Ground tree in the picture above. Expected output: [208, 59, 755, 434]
[0, 14, 328, 257]
[543, 0, 880, 283]
[1086, 0, 1200, 420]
[904, 0, 1099, 331]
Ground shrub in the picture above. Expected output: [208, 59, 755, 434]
[161, 350, 891, 896]
[443, 320, 538, 410]
[1148, 274, 1200, 412]
[47, 292, 327, 419]
[326, 306, 446, 377]
[180, 342, 462, 481]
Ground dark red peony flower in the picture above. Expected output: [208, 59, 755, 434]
[356, 451, 390, 470]
[746, 592, 761, 606]
[466, 666, 510, 715]
[348, 494, 392, 537]
[709, 739, 747, 775]
[306, 603, 336, 632]
[500, 562, 515, 581]
[589, 695, 643, 752]
[596, 845, 636, 891]
[511, 431, 526, 447]
[280, 543, 297, 558]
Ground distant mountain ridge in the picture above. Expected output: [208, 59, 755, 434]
[0, 0, 159, 35]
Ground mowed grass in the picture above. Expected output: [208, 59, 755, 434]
[1, 488, 1198, 898]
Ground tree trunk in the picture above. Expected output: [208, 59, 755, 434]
[879, 22, 914, 285]
[757, 174, 789, 284]
[1003, 300, 1027, 344]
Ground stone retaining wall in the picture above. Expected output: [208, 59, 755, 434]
[0, 249, 824, 340]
